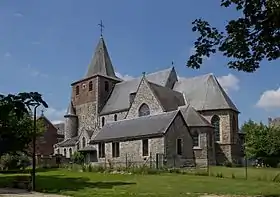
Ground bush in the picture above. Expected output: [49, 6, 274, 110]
[223, 161, 233, 168]
[71, 152, 84, 165]
[0, 153, 31, 171]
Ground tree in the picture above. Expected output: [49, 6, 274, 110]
[242, 119, 280, 167]
[0, 92, 48, 156]
[187, 0, 280, 72]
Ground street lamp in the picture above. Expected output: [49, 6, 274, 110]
[32, 103, 40, 191]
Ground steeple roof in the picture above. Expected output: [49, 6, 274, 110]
[64, 101, 76, 117]
[85, 37, 117, 79]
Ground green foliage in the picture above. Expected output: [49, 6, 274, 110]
[187, 0, 280, 72]
[0, 92, 48, 156]
[0, 153, 31, 171]
[242, 119, 280, 167]
[71, 152, 85, 165]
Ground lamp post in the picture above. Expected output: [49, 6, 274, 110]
[32, 103, 40, 191]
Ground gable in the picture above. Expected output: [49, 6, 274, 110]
[126, 78, 164, 119]
[173, 74, 238, 112]
[99, 68, 174, 115]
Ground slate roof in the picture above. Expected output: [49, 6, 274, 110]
[179, 105, 212, 127]
[54, 122, 65, 135]
[85, 37, 118, 79]
[173, 73, 238, 112]
[100, 67, 174, 115]
[148, 81, 185, 111]
[57, 136, 78, 147]
[91, 110, 179, 142]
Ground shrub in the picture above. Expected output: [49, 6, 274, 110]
[71, 152, 84, 165]
[231, 173, 236, 179]
[223, 161, 233, 168]
[0, 153, 31, 171]
[216, 172, 224, 178]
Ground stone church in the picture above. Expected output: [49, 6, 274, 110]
[54, 34, 244, 167]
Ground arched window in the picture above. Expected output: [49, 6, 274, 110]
[138, 103, 150, 117]
[82, 137, 86, 148]
[76, 86, 79, 95]
[69, 148, 72, 157]
[193, 130, 199, 147]
[105, 81, 109, 92]
[114, 114, 117, 121]
[63, 148, 66, 157]
[102, 117, 105, 126]
[89, 81, 93, 91]
[211, 115, 220, 142]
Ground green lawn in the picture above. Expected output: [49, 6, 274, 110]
[0, 167, 280, 197]
[209, 166, 280, 181]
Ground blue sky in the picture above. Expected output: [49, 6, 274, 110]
[0, 0, 279, 125]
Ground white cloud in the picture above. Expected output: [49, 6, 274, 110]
[51, 120, 64, 125]
[44, 107, 66, 122]
[14, 12, 23, 17]
[4, 52, 11, 57]
[27, 64, 48, 78]
[189, 47, 211, 60]
[116, 72, 134, 81]
[256, 87, 280, 109]
[217, 73, 240, 92]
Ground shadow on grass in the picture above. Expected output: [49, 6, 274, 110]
[0, 174, 136, 194]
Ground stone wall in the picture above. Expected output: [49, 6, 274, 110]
[75, 103, 98, 135]
[165, 114, 195, 168]
[64, 115, 78, 139]
[99, 111, 127, 127]
[200, 109, 240, 164]
[54, 146, 77, 159]
[96, 137, 165, 167]
[126, 78, 164, 119]
[190, 127, 215, 167]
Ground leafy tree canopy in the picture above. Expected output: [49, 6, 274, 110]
[187, 0, 280, 72]
[242, 119, 280, 167]
[0, 92, 48, 156]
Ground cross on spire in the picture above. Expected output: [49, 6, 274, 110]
[98, 20, 105, 37]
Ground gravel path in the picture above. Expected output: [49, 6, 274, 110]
[0, 188, 69, 197]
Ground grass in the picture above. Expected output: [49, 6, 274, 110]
[0, 167, 280, 197]
[209, 166, 280, 181]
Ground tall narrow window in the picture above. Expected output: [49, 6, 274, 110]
[211, 115, 220, 142]
[98, 142, 105, 158]
[105, 81, 109, 92]
[177, 139, 182, 155]
[142, 139, 149, 156]
[69, 148, 72, 157]
[102, 117, 105, 126]
[57, 149, 60, 155]
[193, 130, 199, 147]
[89, 81, 93, 91]
[64, 148, 67, 157]
[114, 114, 117, 121]
[112, 142, 120, 158]
[138, 103, 150, 117]
[76, 86, 79, 95]
[82, 137, 86, 148]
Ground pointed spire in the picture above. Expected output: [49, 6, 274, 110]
[64, 101, 76, 117]
[85, 37, 117, 79]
